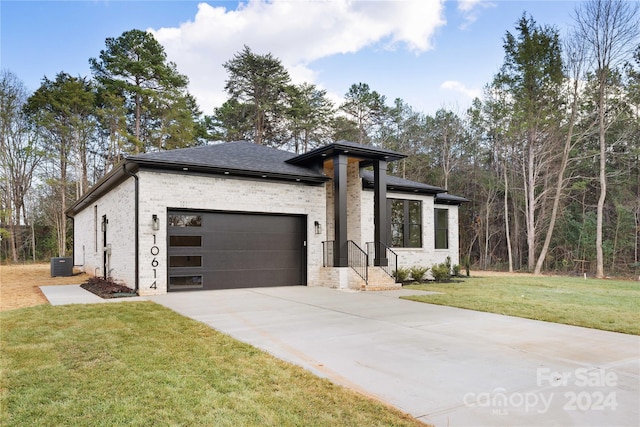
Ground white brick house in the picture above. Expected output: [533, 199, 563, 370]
[67, 141, 466, 295]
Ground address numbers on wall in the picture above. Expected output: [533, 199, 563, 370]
[150, 234, 159, 289]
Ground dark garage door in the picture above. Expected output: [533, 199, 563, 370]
[167, 210, 306, 291]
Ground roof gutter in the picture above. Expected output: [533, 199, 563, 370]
[66, 162, 131, 217]
[132, 158, 329, 184]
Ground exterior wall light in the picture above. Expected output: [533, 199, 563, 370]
[152, 214, 160, 231]
[314, 221, 321, 235]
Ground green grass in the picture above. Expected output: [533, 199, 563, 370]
[0, 302, 424, 427]
[403, 275, 640, 335]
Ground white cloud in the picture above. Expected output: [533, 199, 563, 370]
[440, 80, 481, 99]
[457, 0, 494, 29]
[457, 0, 482, 13]
[151, 0, 446, 114]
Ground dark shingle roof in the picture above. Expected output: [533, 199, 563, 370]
[128, 141, 327, 182]
[287, 140, 406, 166]
[68, 140, 467, 216]
[435, 193, 470, 204]
[361, 170, 467, 203]
[360, 170, 444, 194]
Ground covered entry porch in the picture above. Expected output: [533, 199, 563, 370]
[287, 141, 406, 289]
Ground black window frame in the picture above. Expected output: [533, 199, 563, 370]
[388, 198, 422, 248]
[435, 208, 449, 250]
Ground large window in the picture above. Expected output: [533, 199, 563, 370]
[389, 199, 422, 248]
[435, 208, 449, 249]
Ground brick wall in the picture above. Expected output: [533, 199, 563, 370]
[324, 161, 362, 244]
[73, 164, 461, 294]
[137, 170, 327, 295]
[360, 190, 460, 270]
[72, 178, 136, 287]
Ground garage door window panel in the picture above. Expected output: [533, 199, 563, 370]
[169, 235, 202, 247]
[169, 275, 203, 289]
[169, 256, 202, 268]
[169, 214, 202, 227]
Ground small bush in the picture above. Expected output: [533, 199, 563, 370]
[431, 263, 451, 282]
[463, 255, 471, 277]
[394, 267, 410, 283]
[452, 264, 461, 277]
[409, 266, 429, 282]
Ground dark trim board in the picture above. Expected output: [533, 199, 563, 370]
[167, 209, 307, 291]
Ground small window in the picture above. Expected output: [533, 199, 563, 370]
[169, 235, 202, 247]
[169, 275, 203, 289]
[435, 208, 449, 249]
[168, 214, 202, 227]
[169, 256, 202, 268]
[389, 199, 422, 248]
[94, 205, 98, 253]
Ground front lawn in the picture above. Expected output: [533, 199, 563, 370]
[0, 302, 424, 427]
[403, 275, 640, 335]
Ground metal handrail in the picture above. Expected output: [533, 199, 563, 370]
[323, 240, 369, 285]
[382, 242, 399, 282]
[366, 241, 399, 282]
[347, 240, 368, 285]
[322, 240, 335, 267]
[365, 242, 375, 266]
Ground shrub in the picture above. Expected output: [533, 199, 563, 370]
[431, 263, 451, 282]
[452, 264, 461, 277]
[463, 255, 471, 277]
[394, 267, 410, 283]
[409, 266, 429, 282]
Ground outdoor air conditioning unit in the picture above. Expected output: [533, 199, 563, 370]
[51, 257, 73, 277]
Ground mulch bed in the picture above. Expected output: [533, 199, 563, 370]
[80, 277, 137, 299]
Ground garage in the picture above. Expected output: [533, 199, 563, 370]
[167, 210, 307, 291]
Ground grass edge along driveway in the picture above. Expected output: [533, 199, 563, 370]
[1, 302, 426, 427]
[404, 275, 640, 335]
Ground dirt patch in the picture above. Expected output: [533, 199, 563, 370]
[0, 263, 90, 311]
[80, 276, 136, 299]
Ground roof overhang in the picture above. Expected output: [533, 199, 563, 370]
[286, 140, 406, 168]
[360, 170, 445, 196]
[435, 193, 470, 205]
[66, 156, 330, 217]
[66, 162, 137, 217]
[131, 157, 329, 184]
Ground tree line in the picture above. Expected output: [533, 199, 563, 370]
[1, 0, 639, 277]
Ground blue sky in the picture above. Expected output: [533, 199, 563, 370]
[2, 1, 586, 116]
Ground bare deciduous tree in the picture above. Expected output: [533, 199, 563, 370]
[574, 0, 639, 278]
[0, 70, 42, 262]
[534, 35, 595, 274]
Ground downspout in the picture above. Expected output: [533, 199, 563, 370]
[66, 214, 77, 268]
[123, 163, 139, 293]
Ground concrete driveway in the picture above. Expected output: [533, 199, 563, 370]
[149, 286, 639, 427]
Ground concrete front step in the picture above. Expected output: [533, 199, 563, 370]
[318, 266, 399, 290]
[365, 283, 402, 291]
[364, 267, 399, 291]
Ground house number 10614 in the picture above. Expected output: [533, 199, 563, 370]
[150, 234, 159, 289]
